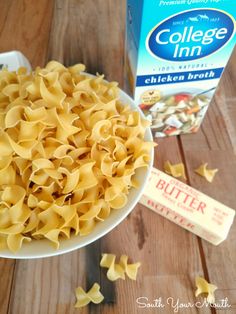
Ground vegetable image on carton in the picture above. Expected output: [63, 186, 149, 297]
[125, 1, 236, 137]
[140, 168, 235, 245]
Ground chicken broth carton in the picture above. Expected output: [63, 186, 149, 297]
[125, 0, 236, 137]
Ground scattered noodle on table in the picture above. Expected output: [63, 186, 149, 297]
[0, 61, 154, 252]
[194, 163, 218, 182]
[100, 253, 141, 281]
[75, 283, 104, 308]
[164, 161, 186, 180]
[195, 276, 218, 304]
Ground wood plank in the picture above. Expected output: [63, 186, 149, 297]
[180, 49, 236, 313]
[48, 0, 125, 85]
[0, 259, 15, 314]
[0, 1, 54, 314]
[0, 0, 54, 68]
[8, 250, 88, 314]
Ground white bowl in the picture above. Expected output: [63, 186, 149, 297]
[0, 88, 154, 259]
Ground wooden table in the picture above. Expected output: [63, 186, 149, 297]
[0, 1, 235, 313]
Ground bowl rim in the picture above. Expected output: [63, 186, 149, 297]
[0, 79, 154, 259]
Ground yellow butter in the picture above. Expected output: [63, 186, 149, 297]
[140, 167, 235, 245]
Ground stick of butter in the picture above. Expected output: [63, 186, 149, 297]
[140, 167, 235, 245]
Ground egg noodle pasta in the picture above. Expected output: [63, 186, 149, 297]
[194, 163, 218, 183]
[75, 283, 104, 308]
[164, 160, 186, 180]
[100, 253, 141, 281]
[0, 61, 154, 252]
[195, 276, 218, 304]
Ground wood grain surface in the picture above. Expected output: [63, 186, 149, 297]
[0, 1, 235, 314]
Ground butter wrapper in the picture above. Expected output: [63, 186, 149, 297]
[140, 167, 235, 245]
